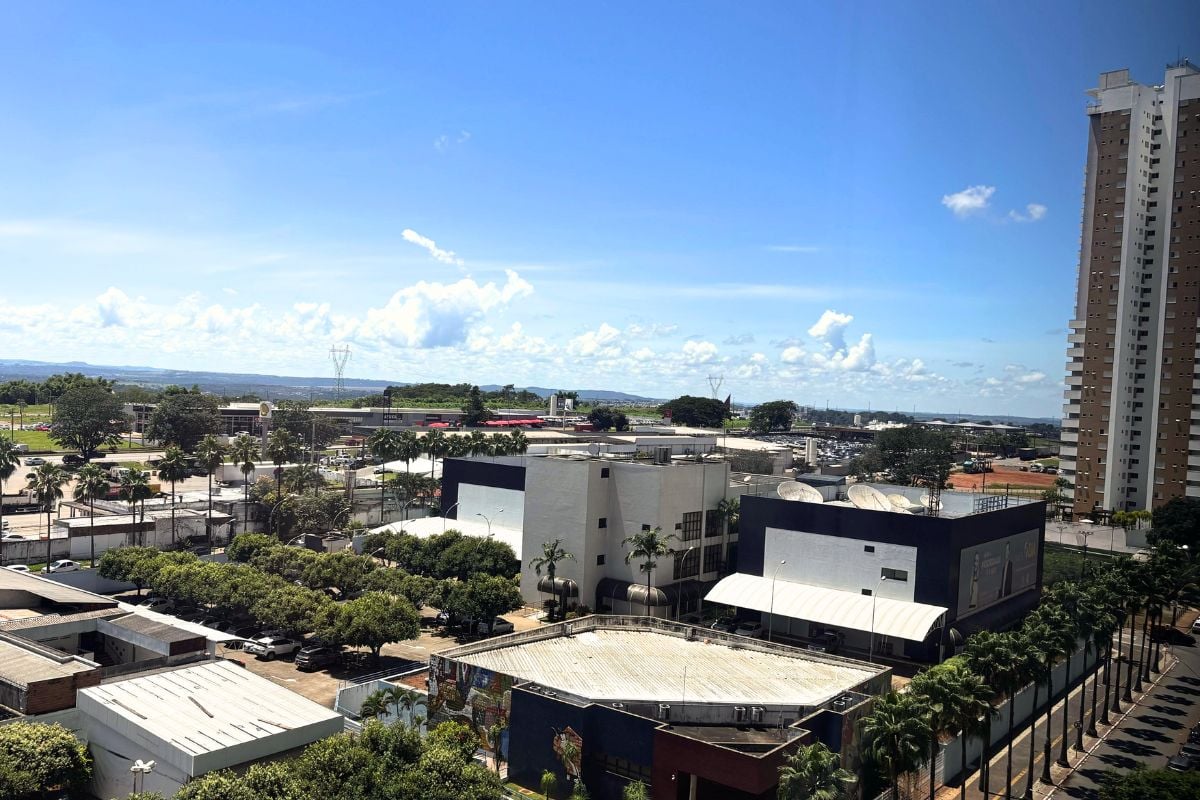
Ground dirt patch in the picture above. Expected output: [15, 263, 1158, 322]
[948, 466, 1059, 491]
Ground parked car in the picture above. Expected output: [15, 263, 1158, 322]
[47, 559, 79, 573]
[1029, 463, 1044, 473]
[1190, 618, 1200, 635]
[476, 617, 516, 636]
[734, 621, 765, 638]
[245, 636, 302, 661]
[1189, 724, 1200, 744]
[4, 564, 30, 573]
[0, 534, 26, 542]
[295, 645, 343, 671]
[61, 454, 86, 468]
[23, 456, 46, 466]
[198, 617, 234, 633]
[709, 618, 738, 633]
[1168, 754, 1196, 772]
[138, 596, 174, 612]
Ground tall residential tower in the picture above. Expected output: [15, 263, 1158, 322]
[1063, 61, 1200, 515]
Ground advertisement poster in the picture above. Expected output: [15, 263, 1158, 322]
[957, 529, 1039, 616]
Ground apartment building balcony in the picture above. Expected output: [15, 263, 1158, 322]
[1064, 389, 1082, 401]
[1060, 430, 1079, 443]
[1059, 445, 1077, 459]
[1068, 332, 1086, 344]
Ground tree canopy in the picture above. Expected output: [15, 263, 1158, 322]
[1149, 496, 1200, 553]
[586, 406, 629, 431]
[749, 400, 800, 433]
[144, 388, 223, 451]
[461, 385, 493, 427]
[861, 427, 954, 487]
[49, 382, 126, 456]
[1099, 767, 1200, 800]
[658, 395, 727, 427]
[0, 721, 91, 799]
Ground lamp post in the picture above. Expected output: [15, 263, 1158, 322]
[767, 559, 786, 643]
[868, 574, 890, 663]
[130, 760, 155, 794]
[476, 512, 493, 537]
[1077, 518, 1095, 578]
[442, 501, 461, 533]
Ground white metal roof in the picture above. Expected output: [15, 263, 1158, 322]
[78, 659, 343, 776]
[705, 573, 947, 642]
[450, 628, 879, 708]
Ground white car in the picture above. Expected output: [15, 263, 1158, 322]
[476, 617, 516, 636]
[244, 636, 302, 661]
[5, 564, 30, 573]
[47, 560, 80, 573]
[0, 534, 26, 542]
[138, 596, 174, 612]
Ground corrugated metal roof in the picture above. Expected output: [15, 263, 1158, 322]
[0, 608, 125, 632]
[78, 660, 342, 772]
[105, 614, 206, 644]
[0, 571, 118, 607]
[0, 636, 96, 685]
[451, 628, 878, 708]
[705, 573, 947, 642]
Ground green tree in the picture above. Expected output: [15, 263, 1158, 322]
[226, 532, 279, 563]
[195, 434, 227, 545]
[49, 382, 125, 456]
[144, 389, 222, 451]
[529, 539, 576, 621]
[73, 463, 110, 568]
[657, 395, 727, 427]
[462, 385, 492, 427]
[860, 691, 928, 800]
[26, 462, 68, 565]
[266, 428, 302, 531]
[251, 584, 331, 639]
[315, 591, 420, 660]
[0, 438, 21, 567]
[119, 467, 153, 546]
[871, 427, 954, 487]
[1149, 496, 1200, 553]
[229, 435, 261, 535]
[369, 428, 402, 526]
[586, 406, 628, 432]
[0, 721, 91, 799]
[749, 400, 800, 433]
[540, 769, 558, 800]
[360, 690, 391, 721]
[158, 446, 191, 547]
[621, 526, 678, 615]
[98, 546, 166, 596]
[445, 574, 523, 624]
[302, 550, 377, 597]
[1099, 766, 1200, 800]
[777, 741, 854, 800]
[424, 429, 449, 481]
[622, 782, 650, 800]
[271, 400, 340, 454]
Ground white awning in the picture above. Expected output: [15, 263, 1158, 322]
[705, 573, 947, 642]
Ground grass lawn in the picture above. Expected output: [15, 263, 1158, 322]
[1036, 457, 1061, 468]
[6, 429, 154, 454]
[0, 403, 51, 419]
[1042, 542, 1118, 586]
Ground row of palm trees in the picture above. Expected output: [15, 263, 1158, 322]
[862, 544, 1195, 800]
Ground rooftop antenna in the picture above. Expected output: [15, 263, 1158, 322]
[329, 344, 351, 401]
[706, 374, 724, 399]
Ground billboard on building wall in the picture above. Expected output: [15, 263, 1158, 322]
[956, 529, 1039, 616]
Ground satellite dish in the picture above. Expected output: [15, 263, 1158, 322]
[777, 481, 824, 503]
[919, 494, 943, 512]
[847, 484, 890, 511]
[888, 494, 924, 514]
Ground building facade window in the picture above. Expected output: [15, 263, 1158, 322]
[596, 554, 606, 566]
[703, 544, 721, 573]
[680, 511, 702, 542]
[705, 509, 723, 538]
[598, 517, 607, 529]
[881, 567, 909, 582]
[673, 548, 700, 580]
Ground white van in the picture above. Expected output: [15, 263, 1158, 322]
[12, 443, 29, 454]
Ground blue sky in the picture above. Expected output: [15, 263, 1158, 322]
[1, 2, 1197, 417]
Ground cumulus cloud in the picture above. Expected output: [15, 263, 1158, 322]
[680, 340, 718, 365]
[724, 333, 755, 346]
[626, 322, 678, 338]
[567, 323, 623, 359]
[356, 269, 532, 348]
[780, 346, 807, 364]
[941, 185, 995, 217]
[94, 287, 139, 327]
[1017, 371, 1046, 384]
[1008, 203, 1047, 223]
[401, 229, 464, 266]
[807, 310, 854, 352]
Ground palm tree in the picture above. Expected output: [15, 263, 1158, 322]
[195, 435, 226, 546]
[951, 668, 997, 800]
[468, 430, 489, 457]
[622, 782, 649, 800]
[230, 436, 261, 535]
[73, 464, 110, 568]
[490, 432, 509, 458]
[359, 690, 389, 721]
[540, 769, 558, 800]
[0, 439, 21, 566]
[1000, 630, 1038, 798]
[962, 630, 1017, 798]
[487, 721, 508, 775]
[509, 429, 528, 455]
[266, 429, 302, 528]
[423, 429, 447, 480]
[860, 691, 928, 800]
[1027, 604, 1071, 784]
[369, 429, 401, 526]
[157, 446, 190, 548]
[27, 463, 68, 567]
[529, 539, 576, 621]
[777, 741, 854, 800]
[621, 526, 678, 616]
[119, 468, 153, 546]
[1087, 591, 1118, 737]
[383, 685, 420, 726]
[909, 668, 957, 800]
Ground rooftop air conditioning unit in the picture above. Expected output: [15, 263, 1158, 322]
[657, 704, 671, 721]
[831, 695, 854, 711]
[734, 706, 747, 722]
[749, 706, 764, 723]
[611, 702, 625, 710]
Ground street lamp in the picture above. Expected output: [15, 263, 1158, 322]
[868, 574, 891, 663]
[767, 559, 787, 643]
[1077, 518, 1096, 578]
[130, 760, 155, 794]
[475, 511, 499, 537]
[442, 501, 461, 533]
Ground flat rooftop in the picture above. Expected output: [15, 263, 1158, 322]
[441, 617, 883, 708]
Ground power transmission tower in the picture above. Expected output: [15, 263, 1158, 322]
[706, 374, 725, 399]
[329, 345, 351, 401]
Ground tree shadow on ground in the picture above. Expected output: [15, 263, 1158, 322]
[1106, 737, 1160, 757]
[1134, 714, 1184, 730]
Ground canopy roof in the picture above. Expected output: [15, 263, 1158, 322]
[705, 573, 947, 642]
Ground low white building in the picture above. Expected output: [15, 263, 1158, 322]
[79, 659, 343, 798]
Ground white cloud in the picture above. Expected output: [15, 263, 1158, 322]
[357, 269, 533, 348]
[780, 346, 807, 363]
[626, 322, 678, 338]
[567, 323, 623, 359]
[807, 310, 854, 352]
[401, 229, 464, 266]
[941, 185, 995, 217]
[1009, 203, 1047, 223]
[94, 287, 139, 327]
[680, 340, 717, 365]
[433, 135, 449, 153]
[1017, 371, 1046, 384]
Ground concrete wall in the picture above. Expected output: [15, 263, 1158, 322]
[765, 529, 918, 603]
